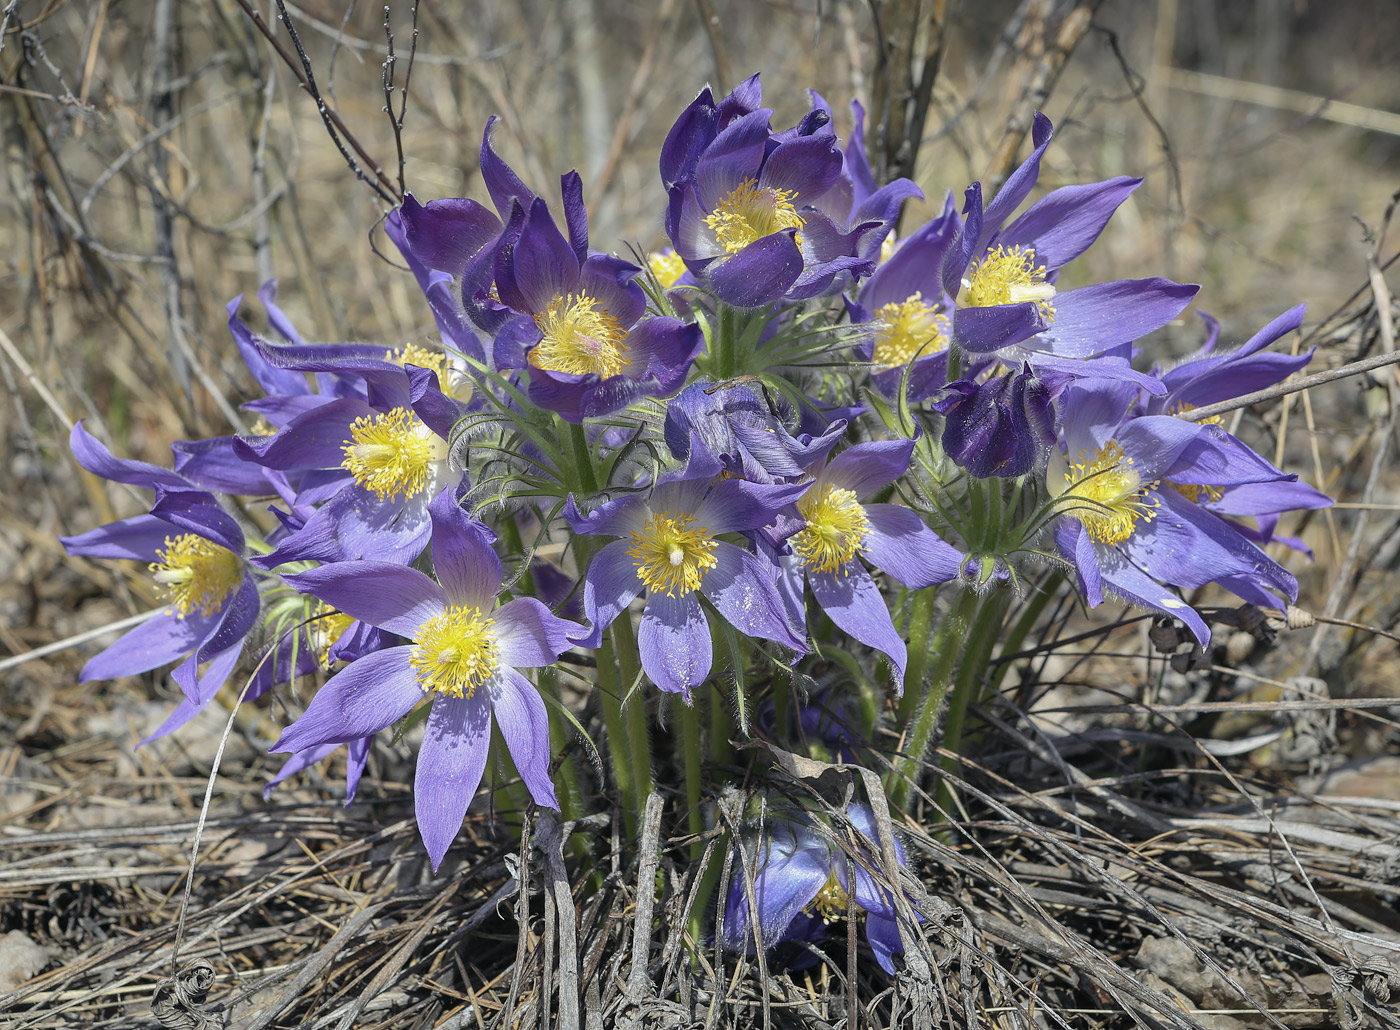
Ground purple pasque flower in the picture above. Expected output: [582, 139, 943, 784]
[845, 197, 961, 401]
[271, 491, 579, 871]
[565, 442, 808, 698]
[489, 194, 703, 422]
[1145, 304, 1330, 551]
[60, 423, 260, 720]
[933, 363, 1058, 478]
[1052, 379, 1313, 644]
[774, 439, 963, 686]
[234, 343, 467, 567]
[662, 75, 874, 307]
[807, 98, 922, 262]
[721, 804, 914, 974]
[1147, 304, 1315, 417]
[941, 114, 1196, 393]
[385, 193, 497, 368]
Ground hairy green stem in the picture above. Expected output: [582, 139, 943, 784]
[986, 569, 1063, 693]
[610, 606, 654, 811]
[897, 585, 939, 721]
[935, 589, 1012, 819]
[681, 697, 704, 863]
[565, 419, 600, 495]
[888, 586, 978, 808]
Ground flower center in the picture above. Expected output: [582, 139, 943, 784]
[312, 603, 355, 668]
[409, 605, 500, 698]
[530, 293, 630, 379]
[149, 534, 243, 618]
[870, 294, 950, 367]
[704, 177, 805, 254]
[792, 485, 870, 573]
[341, 407, 445, 502]
[1062, 440, 1158, 545]
[805, 871, 855, 924]
[647, 248, 687, 289]
[961, 245, 1056, 319]
[627, 511, 719, 597]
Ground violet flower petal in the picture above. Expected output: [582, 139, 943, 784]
[415, 690, 492, 872]
[271, 645, 422, 753]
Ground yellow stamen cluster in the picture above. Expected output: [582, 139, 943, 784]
[247, 416, 277, 437]
[870, 294, 950, 367]
[1162, 404, 1225, 504]
[805, 871, 856, 924]
[1062, 441, 1158, 545]
[409, 605, 500, 698]
[704, 177, 805, 254]
[149, 534, 243, 618]
[1166, 401, 1225, 427]
[1167, 481, 1225, 505]
[312, 603, 356, 668]
[961, 245, 1056, 320]
[341, 407, 443, 501]
[385, 343, 451, 387]
[647, 249, 688, 289]
[792, 485, 870, 574]
[627, 511, 719, 597]
[530, 293, 630, 379]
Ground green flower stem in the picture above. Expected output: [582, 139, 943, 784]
[710, 679, 734, 771]
[935, 588, 1012, 820]
[565, 419, 600, 495]
[986, 569, 1063, 693]
[571, 533, 642, 837]
[714, 302, 739, 381]
[896, 585, 940, 722]
[681, 696, 704, 864]
[609, 605, 655, 812]
[888, 586, 979, 809]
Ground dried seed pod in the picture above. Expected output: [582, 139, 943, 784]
[1225, 630, 1256, 665]
[1286, 605, 1316, 630]
[1149, 617, 1187, 653]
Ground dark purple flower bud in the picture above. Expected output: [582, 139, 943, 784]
[934, 366, 1056, 478]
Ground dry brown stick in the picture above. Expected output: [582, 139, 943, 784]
[691, 0, 731, 94]
[984, 0, 1104, 188]
[231, 0, 399, 205]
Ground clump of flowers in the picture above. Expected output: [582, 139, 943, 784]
[62, 74, 1327, 976]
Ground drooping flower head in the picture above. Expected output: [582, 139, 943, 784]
[721, 804, 916, 973]
[271, 491, 580, 870]
[933, 363, 1059, 478]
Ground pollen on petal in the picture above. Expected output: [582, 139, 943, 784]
[870, 293, 950, 367]
[961, 245, 1056, 320]
[530, 293, 630, 379]
[409, 605, 500, 698]
[627, 510, 719, 597]
[704, 177, 805, 254]
[792, 485, 871, 573]
[149, 534, 243, 618]
[340, 407, 445, 501]
[1061, 440, 1158, 545]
